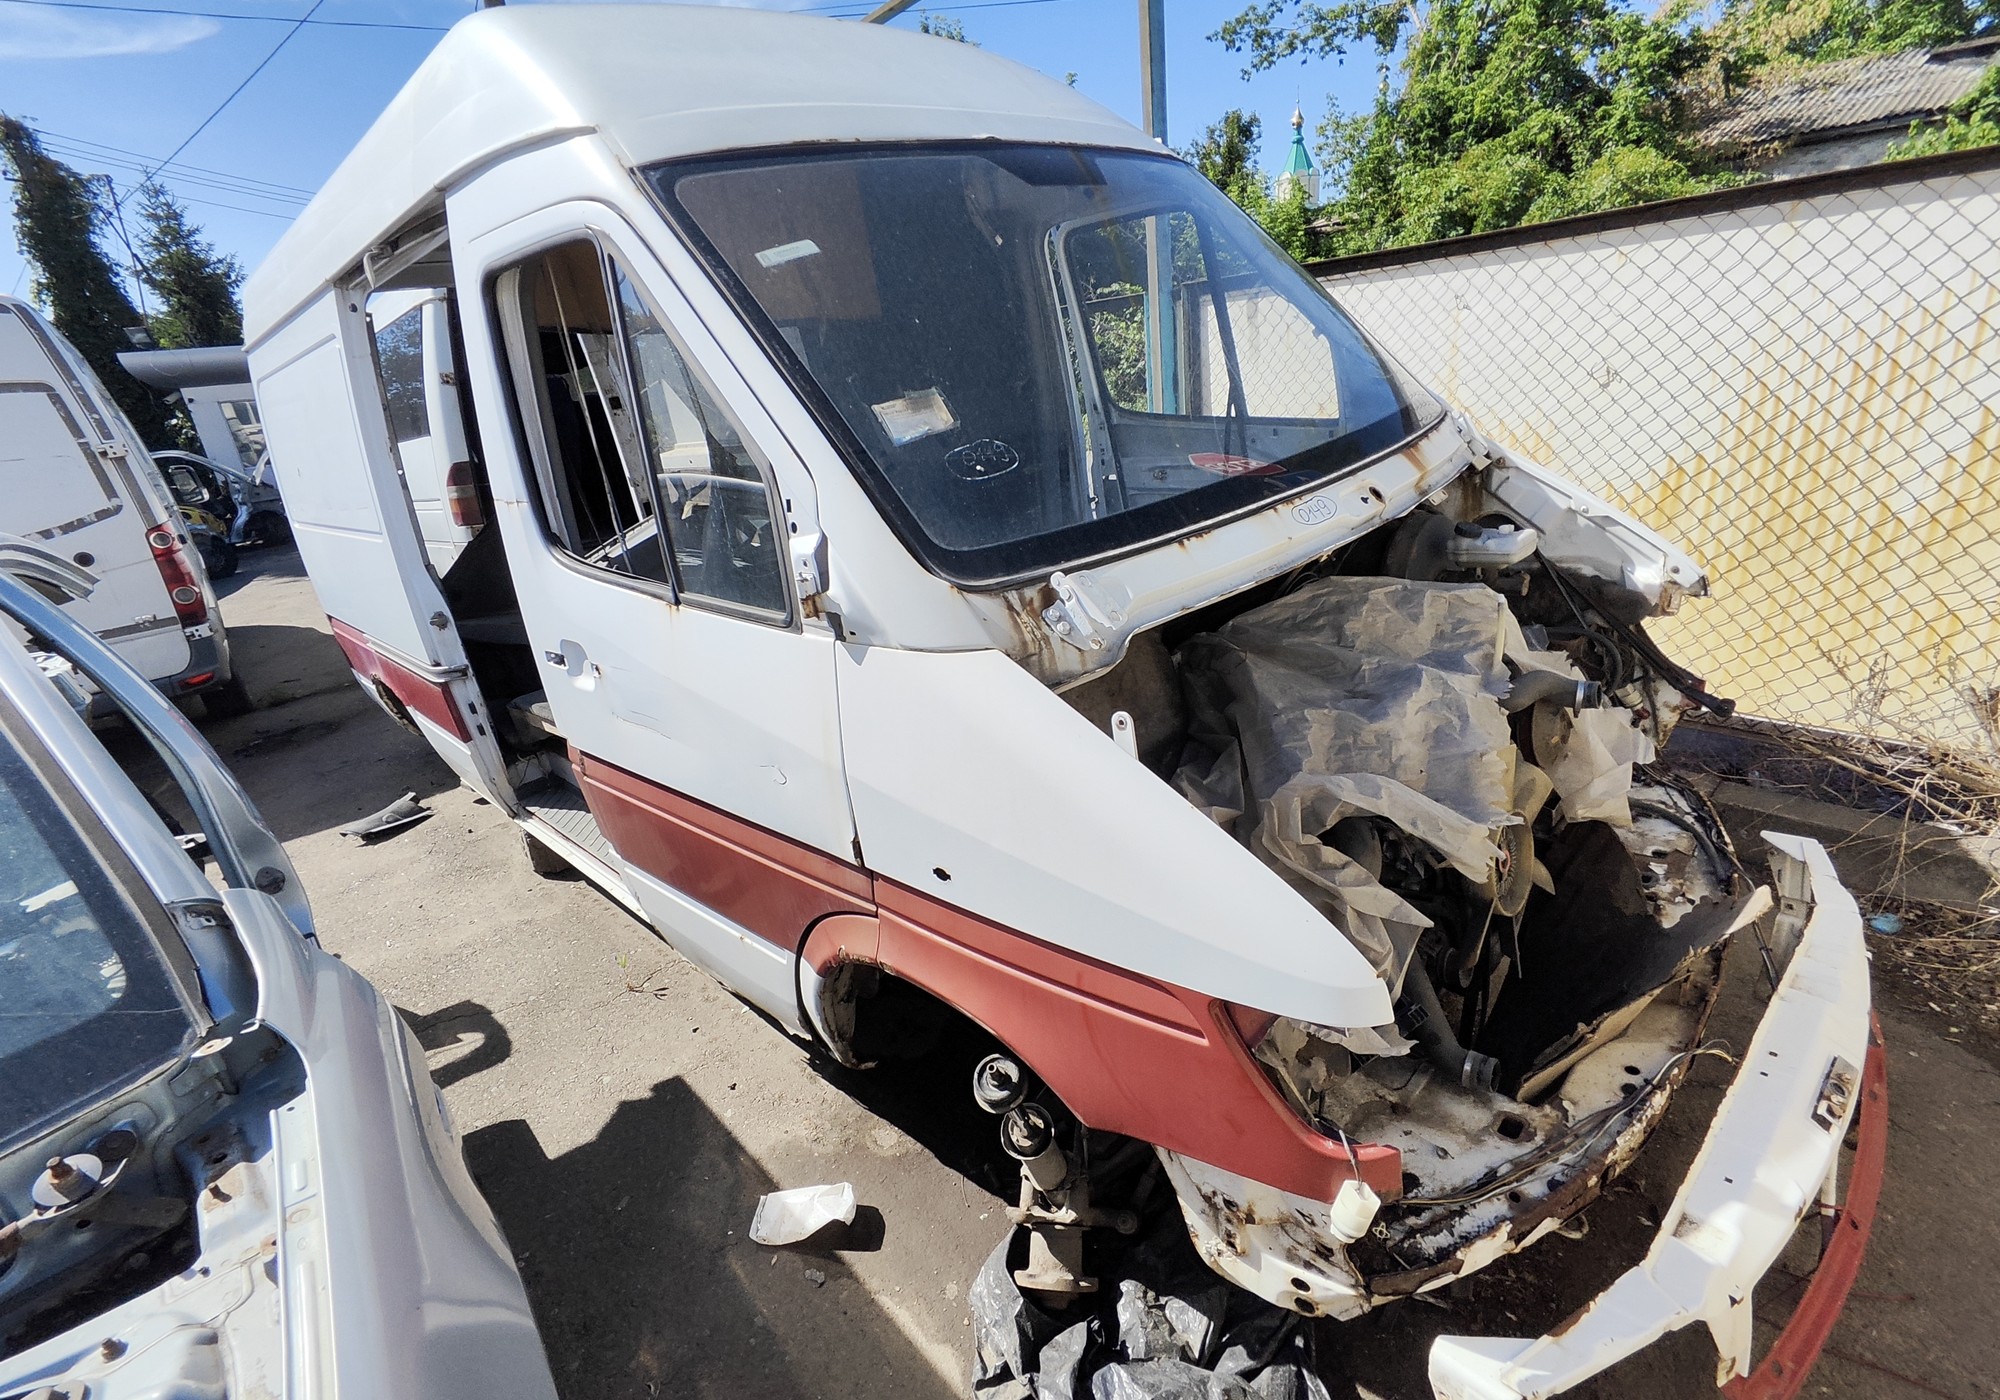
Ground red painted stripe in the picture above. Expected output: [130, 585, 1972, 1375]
[1721, 1015, 1888, 1400]
[874, 880, 1402, 1203]
[327, 618, 469, 741]
[573, 750, 874, 949]
[565, 752, 1395, 1204]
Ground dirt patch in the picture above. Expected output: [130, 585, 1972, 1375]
[1669, 721, 2000, 1045]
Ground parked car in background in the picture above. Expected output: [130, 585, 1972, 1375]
[0, 536, 557, 1400]
[243, 9, 1882, 1396]
[0, 296, 247, 718]
[156, 448, 292, 579]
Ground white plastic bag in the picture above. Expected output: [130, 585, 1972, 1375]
[749, 1182, 858, 1246]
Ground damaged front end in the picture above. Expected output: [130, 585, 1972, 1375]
[1036, 459, 1874, 1392]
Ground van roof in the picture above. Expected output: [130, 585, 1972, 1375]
[243, 3, 1158, 344]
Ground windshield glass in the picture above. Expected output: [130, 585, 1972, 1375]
[0, 731, 197, 1153]
[651, 144, 1442, 584]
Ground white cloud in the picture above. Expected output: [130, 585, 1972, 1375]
[0, 8, 220, 60]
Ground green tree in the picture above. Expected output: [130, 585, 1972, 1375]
[136, 183, 243, 350]
[1188, 109, 1265, 200]
[1699, 0, 1994, 91]
[1185, 110, 1327, 260]
[1887, 61, 2000, 154]
[917, 11, 976, 43]
[1218, 0, 1732, 251]
[0, 115, 172, 445]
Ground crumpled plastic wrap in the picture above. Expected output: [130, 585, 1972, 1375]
[970, 1216, 1331, 1400]
[1532, 704, 1655, 826]
[1174, 577, 1646, 987]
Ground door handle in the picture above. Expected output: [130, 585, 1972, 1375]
[544, 641, 599, 689]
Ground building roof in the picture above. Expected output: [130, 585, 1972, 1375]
[1696, 39, 1999, 153]
[244, 4, 1156, 344]
[118, 345, 250, 389]
[1282, 107, 1314, 177]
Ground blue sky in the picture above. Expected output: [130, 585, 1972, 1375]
[1, 0, 1382, 308]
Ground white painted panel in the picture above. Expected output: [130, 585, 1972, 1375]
[0, 309, 188, 681]
[253, 289, 510, 797]
[451, 196, 855, 865]
[837, 643, 1394, 1029]
[254, 291, 448, 664]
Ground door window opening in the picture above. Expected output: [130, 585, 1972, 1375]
[496, 237, 792, 623]
[610, 264, 790, 619]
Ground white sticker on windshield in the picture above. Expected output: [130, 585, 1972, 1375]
[871, 388, 958, 446]
[755, 238, 822, 269]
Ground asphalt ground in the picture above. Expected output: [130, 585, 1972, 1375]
[123, 544, 2000, 1400]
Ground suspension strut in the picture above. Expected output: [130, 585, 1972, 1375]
[971, 1053, 1138, 1300]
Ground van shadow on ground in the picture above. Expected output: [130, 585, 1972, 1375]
[465, 1078, 958, 1400]
[103, 681, 460, 846]
[217, 621, 357, 710]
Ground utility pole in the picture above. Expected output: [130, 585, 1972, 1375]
[1138, 0, 1167, 143]
[1136, 0, 1175, 413]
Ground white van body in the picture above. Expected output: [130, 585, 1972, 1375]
[0, 297, 236, 708]
[243, 10, 1880, 1395]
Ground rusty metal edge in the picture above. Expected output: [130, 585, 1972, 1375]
[1719, 1011, 1889, 1400]
[1302, 145, 2000, 279]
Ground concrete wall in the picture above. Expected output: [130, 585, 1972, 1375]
[1314, 148, 2000, 749]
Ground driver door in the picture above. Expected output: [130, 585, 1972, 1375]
[462, 208, 857, 1030]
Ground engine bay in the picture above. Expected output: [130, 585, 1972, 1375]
[1059, 491, 1761, 1291]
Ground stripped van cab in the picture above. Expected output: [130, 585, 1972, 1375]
[243, 9, 1882, 1396]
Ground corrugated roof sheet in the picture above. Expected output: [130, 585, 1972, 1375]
[1697, 43, 1997, 150]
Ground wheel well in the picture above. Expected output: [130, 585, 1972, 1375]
[368, 677, 420, 735]
[805, 958, 993, 1068]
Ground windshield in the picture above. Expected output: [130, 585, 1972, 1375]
[0, 731, 198, 1153]
[650, 144, 1442, 584]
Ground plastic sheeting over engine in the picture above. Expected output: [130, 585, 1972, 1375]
[1173, 577, 1650, 986]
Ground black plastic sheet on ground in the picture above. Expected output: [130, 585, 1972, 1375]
[970, 1216, 1332, 1400]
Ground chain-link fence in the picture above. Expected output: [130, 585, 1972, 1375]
[1312, 146, 2000, 755]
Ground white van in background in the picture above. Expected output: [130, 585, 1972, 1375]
[0, 296, 247, 717]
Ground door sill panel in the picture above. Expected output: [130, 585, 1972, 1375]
[515, 804, 642, 917]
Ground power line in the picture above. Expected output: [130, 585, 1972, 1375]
[40, 128, 315, 198]
[122, 0, 328, 205]
[42, 138, 310, 207]
[0, 0, 444, 30]
[151, 190, 297, 218]
[43, 137, 307, 196]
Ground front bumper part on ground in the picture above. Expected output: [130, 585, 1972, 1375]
[1427, 834, 1879, 1399]
[1158, 833, 1877, 1397]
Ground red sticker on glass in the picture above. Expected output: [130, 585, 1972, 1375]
[1189, 453, 1279, 476]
